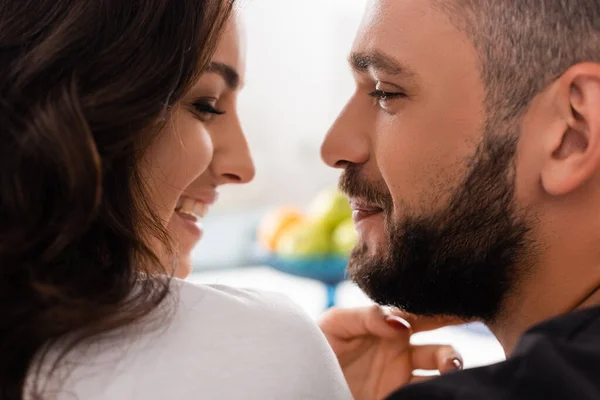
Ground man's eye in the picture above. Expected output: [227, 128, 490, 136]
[368, 90, 406, 102]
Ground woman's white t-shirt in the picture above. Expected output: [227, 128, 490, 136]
[27, 280, 352, 399]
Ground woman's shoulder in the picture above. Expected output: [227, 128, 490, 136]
[174, 278, 312, 324]
[168, 279, 337, 356]
[28, 279, 351, 399]
[153, 279, 351, 398]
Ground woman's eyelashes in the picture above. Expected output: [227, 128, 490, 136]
[192, 98, 226, 122]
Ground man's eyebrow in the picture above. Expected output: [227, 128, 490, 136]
[206, 61, 240, 89]
[348, 51, 415, 78]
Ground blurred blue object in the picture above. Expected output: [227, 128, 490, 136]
[260, 252, 349, 286]
[256, 248, 349, 308]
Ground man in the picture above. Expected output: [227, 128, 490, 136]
[320, 0, 600, 399]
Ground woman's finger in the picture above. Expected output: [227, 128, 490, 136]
[320, 305, 412, 340]
[410, 344, 463, 373]
[386, 308, 468, 333]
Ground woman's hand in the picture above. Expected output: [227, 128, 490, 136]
[320, 306, 464, 400]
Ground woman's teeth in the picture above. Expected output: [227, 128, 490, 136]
[175, 197, 209, 222]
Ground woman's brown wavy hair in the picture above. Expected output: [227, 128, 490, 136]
[0, 0, 234, 398]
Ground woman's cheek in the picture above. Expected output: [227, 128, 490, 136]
[176, 116, 214, 185]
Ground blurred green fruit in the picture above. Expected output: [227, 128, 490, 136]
[276, 221, 331, 257]
[308, 188, 352, 232]
[332, 218, 357, 256]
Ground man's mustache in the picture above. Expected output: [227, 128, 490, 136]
[338, 165, 393, 210]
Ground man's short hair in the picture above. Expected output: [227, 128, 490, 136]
[435, 0, 600, 122]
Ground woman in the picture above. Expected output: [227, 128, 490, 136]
[162, 13, 255, 280]
[0, 1, 351, 399]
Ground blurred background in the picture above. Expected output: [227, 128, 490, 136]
[189, 0, 506, 369]
[191, 0, 367, 271]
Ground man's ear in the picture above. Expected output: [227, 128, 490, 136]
[541, 63, 600, 196]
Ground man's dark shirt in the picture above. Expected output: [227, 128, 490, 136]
[388, 306, 600, 399]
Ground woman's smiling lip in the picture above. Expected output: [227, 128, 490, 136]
[172, 190, 219, 241]
[174, 211, 203, 240]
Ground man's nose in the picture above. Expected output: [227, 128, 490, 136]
[321, 97, 370, 169]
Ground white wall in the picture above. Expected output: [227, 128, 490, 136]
[213, 0, 368, 212]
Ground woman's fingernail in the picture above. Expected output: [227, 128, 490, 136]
[451, 358, 463, 370]
[385, 316, 411, 330]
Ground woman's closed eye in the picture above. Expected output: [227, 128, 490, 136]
[192, 99, 226, 122]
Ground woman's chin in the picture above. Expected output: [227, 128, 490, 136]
[167, 212, 204, 279]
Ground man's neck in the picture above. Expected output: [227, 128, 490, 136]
[488, 258, 600, 355]
[486, 192, 600, 353]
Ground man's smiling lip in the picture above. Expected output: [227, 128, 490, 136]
[349, 199, 383, 224]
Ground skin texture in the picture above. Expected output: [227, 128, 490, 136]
[142, 17, 254, 278]
[320, 0, 600, 397]
[320, 306, 464, 400]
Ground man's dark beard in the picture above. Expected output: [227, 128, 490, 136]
[341, 132, 534, 323]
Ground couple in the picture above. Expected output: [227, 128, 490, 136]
[2, 0, 600, 399]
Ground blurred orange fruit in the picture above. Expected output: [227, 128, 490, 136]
[257, 207, 305, 250]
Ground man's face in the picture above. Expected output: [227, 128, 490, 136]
[321, 0, 534, 321]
